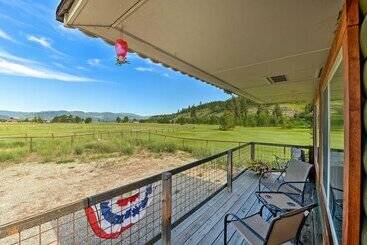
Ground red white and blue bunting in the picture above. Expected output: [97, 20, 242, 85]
[85, 185, 153, 239]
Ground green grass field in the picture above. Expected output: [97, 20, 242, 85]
[0, 122, 343, 165]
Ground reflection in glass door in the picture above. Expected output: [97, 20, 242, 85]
[320, 53, 344, 244]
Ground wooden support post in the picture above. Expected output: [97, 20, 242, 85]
[227, 150, 233, 192]
[161, 172, 172, 245]
[250, 143, 255, 161]
[148, 131, 151, 141]
[52, 133, 54, 139]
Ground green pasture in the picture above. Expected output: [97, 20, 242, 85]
[0, 122, 343, 165]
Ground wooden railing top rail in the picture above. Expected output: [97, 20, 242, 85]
[0, 142, 250, 239]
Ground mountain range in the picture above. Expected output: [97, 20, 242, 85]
[0, 110, 146, 122]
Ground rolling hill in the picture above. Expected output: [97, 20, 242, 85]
[0, 110, 146, 122]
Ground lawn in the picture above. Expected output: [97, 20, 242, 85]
[0, 122, 342, 165]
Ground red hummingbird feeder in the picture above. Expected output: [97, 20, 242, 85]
[115, 39, 128, 65]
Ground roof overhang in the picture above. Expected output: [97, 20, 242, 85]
[56, 0, 343, 103]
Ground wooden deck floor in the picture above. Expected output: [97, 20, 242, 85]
[156, 171, 320, 245]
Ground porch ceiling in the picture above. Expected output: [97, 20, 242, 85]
[56, 0, 343, 103]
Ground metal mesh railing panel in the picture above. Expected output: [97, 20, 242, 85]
[0, 181, 162, 245]
[171, 154, 227, 224]
[253, 144, 310, 167]
[232, 144, 251, 177]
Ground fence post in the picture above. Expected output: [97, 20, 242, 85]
[238, 142, 241, 163]
[227, 150, 233, 192]
[29, 137, 33, 152]
[161, 172, 172, 245]
[283, 146, 286, 158]
[71, 134, 75, 146]
[148, 131, 151, 141]
[250, 143, 255, 161]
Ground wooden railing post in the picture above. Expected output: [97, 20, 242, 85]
[161, 172, 172, 245]
[250, 143, 255, 161]
[227, 150, 233, 192]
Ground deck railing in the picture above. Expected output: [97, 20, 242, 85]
[0, 142, 311, 245]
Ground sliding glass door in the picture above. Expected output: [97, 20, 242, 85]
[320, 52, 344, 244]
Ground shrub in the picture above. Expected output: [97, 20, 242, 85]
[0, 141, 26, 148]
[147, 142, 177, 153]
[119, 142, 134, 155]
[281, 120, 295, 129]
[219, 113, 235, 131]
[83, 142, 116, 153]
[0, 149, 27, 162]
[74, 146, 84, 155]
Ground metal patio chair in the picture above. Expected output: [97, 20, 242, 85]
[258, 159, 314, 204]
[330, 165, 343, 221]
[272, 147, 305, 170]
[224, 203, 317, 245]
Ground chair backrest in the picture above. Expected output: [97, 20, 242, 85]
[284, 159, 313, 191]
[290, 147, 304, 160]
[265, 204, 317, 245]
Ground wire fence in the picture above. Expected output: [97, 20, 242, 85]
[0, 141, 311, 244]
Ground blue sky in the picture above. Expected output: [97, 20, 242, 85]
[0, 0, 229, 116]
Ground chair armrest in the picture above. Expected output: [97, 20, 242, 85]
[277, 180, 310, 191]
[330, 186, 343, 193]
[258, 169, 286, 191]
[225, 213, 266, 242]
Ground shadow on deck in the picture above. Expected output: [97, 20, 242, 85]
[157, 171, 321, 245]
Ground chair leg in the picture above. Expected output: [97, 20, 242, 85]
[224, 214, 229, 245]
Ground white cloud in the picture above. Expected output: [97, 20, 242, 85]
[0, 50, 101, 83]
[87, 58, 101, 66]
[0, 50, 37, 64]
[134, 67, 154, 72]
[52, 62, 66, 69]
[134, 66, 172, 78]
[145, 59, 163, 67]
[76, 66, 87, 70]
[27, 35, 50, 48]
[26, 35, 67, 57]
[0, 28, 14, 42]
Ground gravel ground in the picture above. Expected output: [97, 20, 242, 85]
[0, 150, 194, 226]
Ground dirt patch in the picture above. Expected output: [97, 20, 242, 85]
[0, 150, 195, 225]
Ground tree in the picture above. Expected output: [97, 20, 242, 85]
[32, 116, 44, 123]
[256, 105, 270, 126]
[219, 112, 235, 131]
[272, 104, 282, 118]
[122, 116, 129, 123]
[85, 117, 92, 124]
[116, 116, 122, 123]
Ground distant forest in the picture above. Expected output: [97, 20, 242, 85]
[142, 97, 313, 128]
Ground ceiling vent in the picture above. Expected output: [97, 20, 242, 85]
[266, 75, 287, 84]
